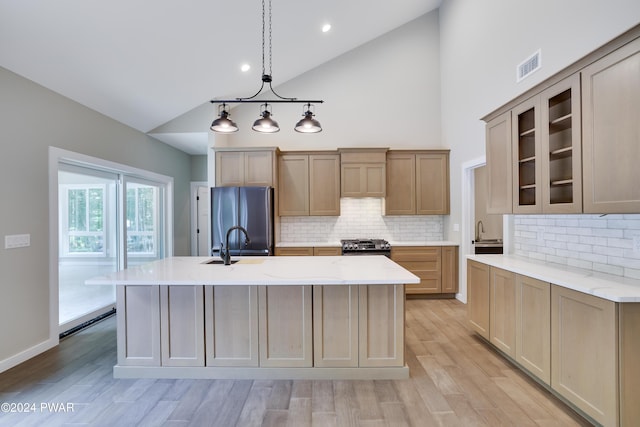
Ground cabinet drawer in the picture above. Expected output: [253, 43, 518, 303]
[391, 246, 440, 262]
[274, 247, 314, 256]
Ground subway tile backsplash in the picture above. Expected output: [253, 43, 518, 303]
[514, 214, 640, 279]
[280, 198, 444, 243]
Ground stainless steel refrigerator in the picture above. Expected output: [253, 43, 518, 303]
[210, 186, 274, 256]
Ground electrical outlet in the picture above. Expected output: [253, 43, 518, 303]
[5, 234, 30, 249]
[633, 234, 640, 254]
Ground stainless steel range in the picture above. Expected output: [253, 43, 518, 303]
[341, 238, 391, 257]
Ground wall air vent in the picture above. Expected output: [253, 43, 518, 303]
[517, 49, 541, 82]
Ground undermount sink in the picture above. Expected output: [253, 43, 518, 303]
[203, 259, 239, 265]
[474, 239, 503, 254]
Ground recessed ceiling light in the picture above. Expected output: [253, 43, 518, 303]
[241, 64, 251, 72]
[322, 23, 331, 33]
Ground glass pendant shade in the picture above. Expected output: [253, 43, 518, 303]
[294, 111, 322, 133]
[210, 106, 238, 133]
[252, 109, 280, 133]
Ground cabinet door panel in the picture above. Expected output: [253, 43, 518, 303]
[313, 285, 358, 367]
[490, 267, 516, 357]
[359, 284, 404, 367]
[205, 285, 258, 367]
[117, 285, 161, 366]
[551, 286, 617, 426]
[363, 164, 386, 197]
[540, 75, 582, 213]
[582, 37, 640, 213]
[486, 112, 513, 214]
[278, 155, 309, 216]
[515, 275, 550, 384]
[416, 153, 449, 214]
[245, 151, 274, 187]
[160, 285, 205, 367]
[309, 154, 340, 216]
[259, 285, 313, 367]
[511, 97, 542, 213]
[441, 246, 458, 293]
[467, 261, 490, 339]
[385, 154, 416, 215]
[215, 151, 244, 187]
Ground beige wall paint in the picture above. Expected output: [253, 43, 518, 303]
[0, 66, 192, 368]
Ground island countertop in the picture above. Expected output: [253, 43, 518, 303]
[86, 255, 420, 286]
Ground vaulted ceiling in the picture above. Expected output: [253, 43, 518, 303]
[1, 0, 441, 154]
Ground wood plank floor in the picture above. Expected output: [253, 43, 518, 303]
[0, 299, 591, 427]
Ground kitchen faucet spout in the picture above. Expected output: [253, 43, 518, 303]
[220, 225, 251, 265]
[476, 220, 485, 242]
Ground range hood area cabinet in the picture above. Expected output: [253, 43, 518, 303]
[278, 151, 340, 216]
[385, 150, 450, 215]
[215, 147, 279, 187]
[483, 26, 640, 215]
[339, 148, 387, 198]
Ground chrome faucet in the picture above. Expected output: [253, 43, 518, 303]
[475, 220, 485, 242]
[220, 225, 251, 265]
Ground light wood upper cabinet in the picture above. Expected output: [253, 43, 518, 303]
[339, 148, 386, 198]
[416, 152, 450, 215]
[484, 29, 640, 214]
[485, 112, 513, 214]
[512, 97, 542, 213]
[540, 75, 582, 213]
[582, 37, 640, 213]
[278, 152, 340, 216]
[385, 150, 450, 215]
[215, 148, 278, 187]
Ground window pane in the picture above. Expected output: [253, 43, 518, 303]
[127, 234, 154, 254]
[138, 187, 155, 232]
[68, 235, 103, 253]
[68, 189, 87, 231]
[88, 188, 103, 232]
[126, 188, 136, 231]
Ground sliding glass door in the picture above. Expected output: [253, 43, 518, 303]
[58, 165, 118, 329]
[58, 164, 170, 332]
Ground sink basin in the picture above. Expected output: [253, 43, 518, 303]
[203, 259, 239, 265]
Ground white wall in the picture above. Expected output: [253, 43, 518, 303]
[0, 67, 192, 371]
[439, 0, 640, 300]
[215, 11, 442, 151]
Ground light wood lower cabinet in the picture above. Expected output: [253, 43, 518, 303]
[160, 286, 205, 367]
[551, 285, 617, 426]
[313, 285, 358, 367]
[274, 247, 314, 256]
[313, 247, 342, 256]
[117, 285, 161, 366]
[515, 275, 550, 385]
[391, 246, 458, 295]
[358, 284, 404, 367]
[489, 267, 516, 358]
[205, 285, 258, 367]
[258, 285, 313, 367]
[467, 260, 490, 339]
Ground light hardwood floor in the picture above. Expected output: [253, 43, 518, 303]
[0, 299, 590, 426]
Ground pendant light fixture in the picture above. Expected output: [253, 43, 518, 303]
[209, 0, 323, 134]
[210, 103, 238, 133]
[294, 103, 322, 133]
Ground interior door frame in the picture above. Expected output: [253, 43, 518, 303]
[49, 147, 173, 343]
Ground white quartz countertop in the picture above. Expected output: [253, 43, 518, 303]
[86, 255, 420, 286]
[467, 254, 640, 303]
[276, 241, 459, 247]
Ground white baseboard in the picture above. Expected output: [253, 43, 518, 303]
[0, 338, 57, 374]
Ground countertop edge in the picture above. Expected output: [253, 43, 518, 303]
[466, 254, 640, 303]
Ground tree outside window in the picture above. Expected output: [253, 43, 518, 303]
[65, 186, 105, 255]
[126, 185, 157, 256]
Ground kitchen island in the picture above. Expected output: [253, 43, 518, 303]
[87, 255, 419, 380]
